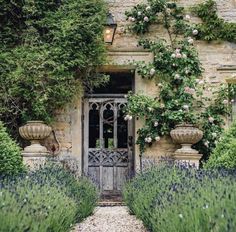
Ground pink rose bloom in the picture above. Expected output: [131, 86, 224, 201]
[223, 99, 228, 104]
[192, 29, 198, 35]
[185, 15, 191, 21]
[124, 115, 132, 121]
[187, 37, 194, 44]
[176, 53, 182, 58]
[174, 74, 180, 79]
[148, 107, 154, 112]
[184, 87, 195, 95]
[204, 141, 209, 147]
[150, 68, 155, 76]
[154, 121, 159, 127]
[208, 117, 214, 123]
[145, 137, 152, 143]
[212, 132, 217, 138]
[144, 16, 149, 22]
[183, 104, 189, 110]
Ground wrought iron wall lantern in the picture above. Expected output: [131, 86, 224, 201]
[104, 13, 117, 45]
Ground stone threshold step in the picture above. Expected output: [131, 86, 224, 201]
[98, 201, 126, 207]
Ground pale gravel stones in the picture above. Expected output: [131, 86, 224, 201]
[73, 206, 147, 232]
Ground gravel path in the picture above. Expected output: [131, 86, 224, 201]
[73, 206, 147, 232]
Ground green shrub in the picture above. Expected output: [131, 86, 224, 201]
[0, 121, 25, 176]
[0, 164, 98, 231]
[205, 121, 236, 169]
[123, 164, 236, 232]
[0, 0, 108, 137]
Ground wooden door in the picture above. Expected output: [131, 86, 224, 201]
[83, 96, 133, 195]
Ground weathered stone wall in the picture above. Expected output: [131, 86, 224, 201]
[50, 0, 236, 170]
[109, 0, 236, 75]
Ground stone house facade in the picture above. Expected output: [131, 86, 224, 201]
[38, 0, 236, 194]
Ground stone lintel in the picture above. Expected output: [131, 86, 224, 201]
[217, 64, 236, 71]
[217, 65, 236, 83]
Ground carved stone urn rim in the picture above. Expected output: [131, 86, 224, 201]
[174, 123, 199, 128]
[25, 120, 45, 123]
[170, 123, 203, 155]
[19, 120, 52, 138]
[19, 120, 52, 156]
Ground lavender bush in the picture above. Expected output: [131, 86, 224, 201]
[123, 163, 236, 232]
[0, 164, 97, 232]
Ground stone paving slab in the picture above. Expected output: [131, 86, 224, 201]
[72, 206, 147, 232]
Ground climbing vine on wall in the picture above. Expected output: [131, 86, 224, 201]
[124, 0, 236, 160]
[192, 0, 236, 43]
[0, 0, 108, 138]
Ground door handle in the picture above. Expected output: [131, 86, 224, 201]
[128, 136, 133, 147]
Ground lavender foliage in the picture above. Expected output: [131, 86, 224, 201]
[123, 163, 236, 232]
[0, 163, 98, 232]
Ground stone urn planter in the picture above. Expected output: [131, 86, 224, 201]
[19, 121, 52, 157]
[170, 124, 203, 154]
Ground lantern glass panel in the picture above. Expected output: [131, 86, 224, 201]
[104, 26, 115, 44]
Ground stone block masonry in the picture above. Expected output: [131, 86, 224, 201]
[48, 0, 236, 170]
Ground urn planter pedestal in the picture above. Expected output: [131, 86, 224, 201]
[170, 124, 203, 167]
[19, 121, 52, 168]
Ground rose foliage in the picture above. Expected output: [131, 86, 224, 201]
[124, 0, 236, 160]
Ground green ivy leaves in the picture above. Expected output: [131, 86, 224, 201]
[0, 0, 108, 137]
[192, 0, 236, 43]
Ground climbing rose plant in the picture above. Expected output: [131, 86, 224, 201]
[124, 0, 236, 160]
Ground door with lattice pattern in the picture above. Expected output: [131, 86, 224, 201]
[83, 96, 134, 195]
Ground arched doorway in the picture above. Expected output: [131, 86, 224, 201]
[83, 70, 135, 199]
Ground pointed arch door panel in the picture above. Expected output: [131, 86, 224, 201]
[83, 97, 133, 193]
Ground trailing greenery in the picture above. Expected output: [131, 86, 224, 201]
[125, 0, 236, 42]
[0, 121, 25, 176]
[0, 164, 98, 232]
[192, 0, 236, 43]
[123, 164, 236, 232]
[205, 121, 236, 169]
[0, 0, 108, 137]
[124, 0, 236, 158]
